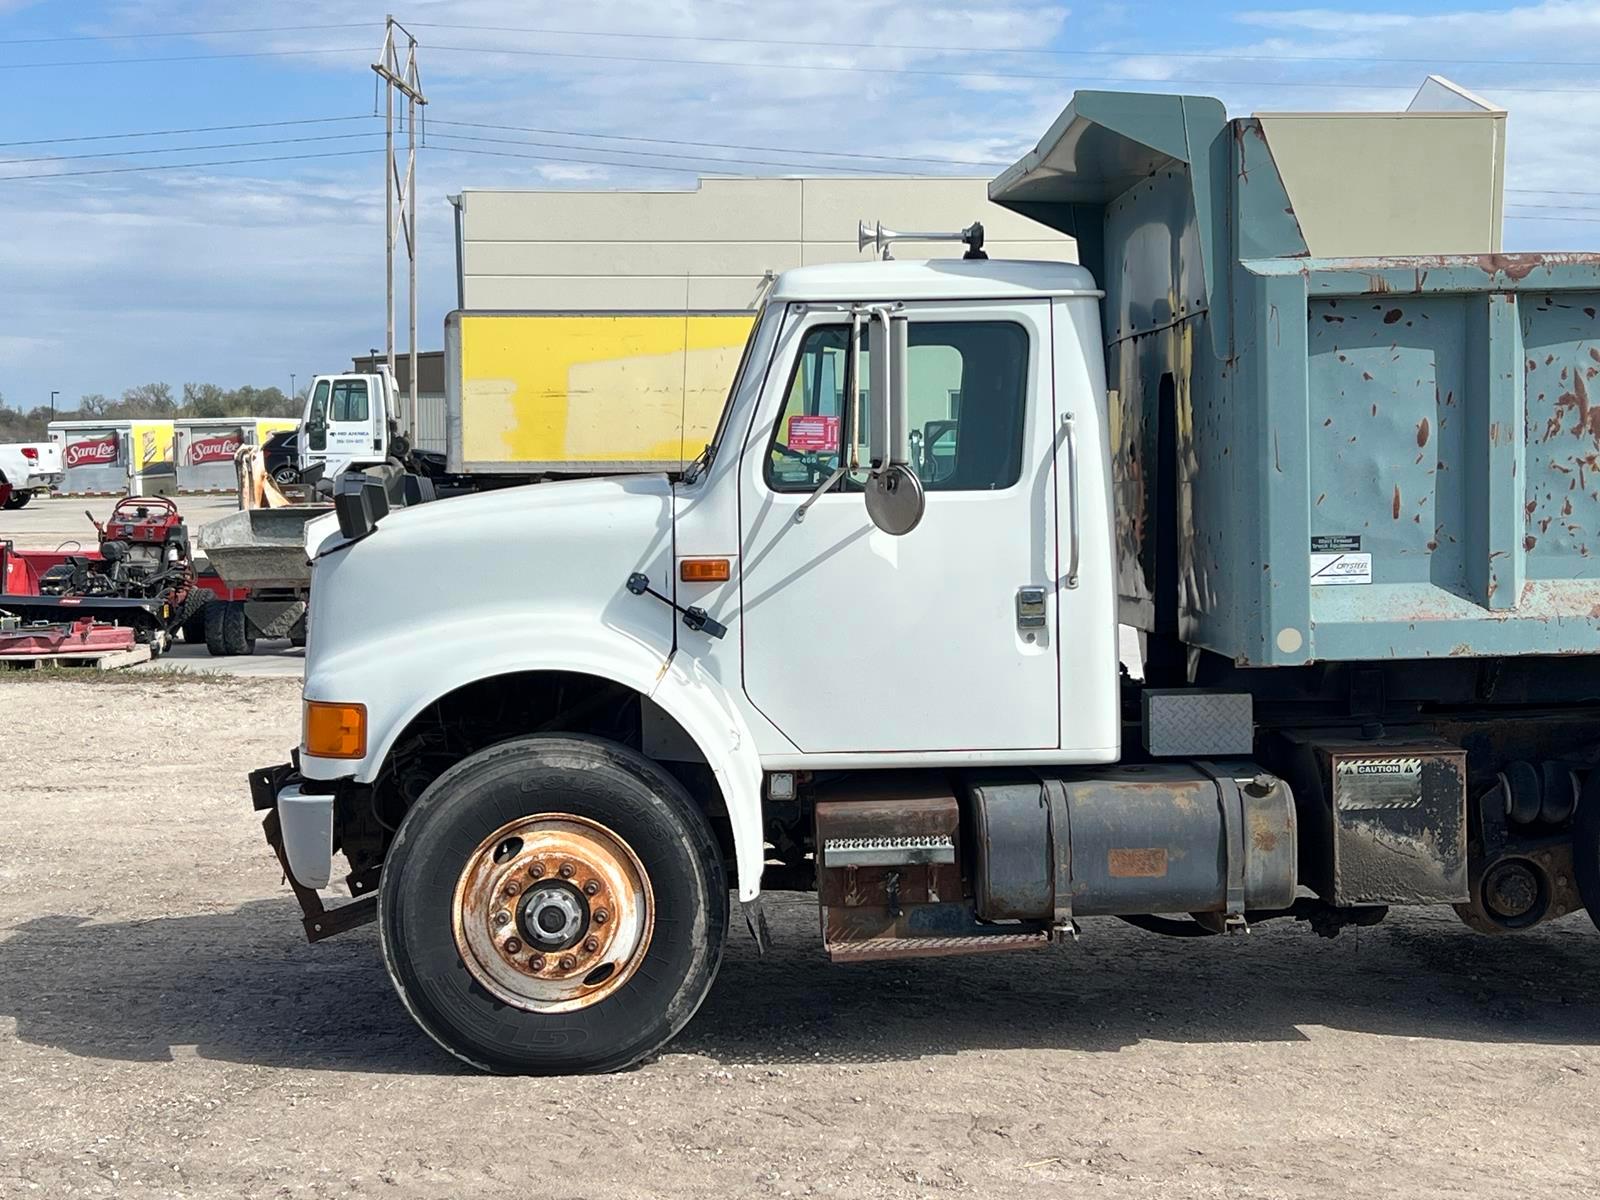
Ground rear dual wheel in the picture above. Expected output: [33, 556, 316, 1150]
[379, 735, 728, 1074]
[202, 600, 255, 656]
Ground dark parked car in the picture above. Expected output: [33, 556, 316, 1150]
[262, 428, 301, 485]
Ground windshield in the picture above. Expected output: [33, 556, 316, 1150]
[684, 305, 771, 483]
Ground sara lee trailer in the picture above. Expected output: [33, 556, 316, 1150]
[173, 417, 297, 494]
[246, 86, 1600, 1075]
[48, 420, 175, 497]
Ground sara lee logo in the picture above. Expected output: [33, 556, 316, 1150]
[187, 431, 243, 465]
[63, 434, 120, 468]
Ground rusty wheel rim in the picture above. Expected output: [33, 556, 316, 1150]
[452, 813, 654, 1013]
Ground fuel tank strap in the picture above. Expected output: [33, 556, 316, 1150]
[1195, 760, 1249, 930]
[1037, 773, 1077, 940]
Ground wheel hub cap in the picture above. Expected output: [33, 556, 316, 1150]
[452, 813, 654, 1013]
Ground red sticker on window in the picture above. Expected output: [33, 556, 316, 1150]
[786, 414, 840, 451]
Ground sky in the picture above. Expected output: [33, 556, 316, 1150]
[3, 0, 1600, 409]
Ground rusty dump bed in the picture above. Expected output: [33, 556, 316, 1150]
[992, 88, 1600, 666]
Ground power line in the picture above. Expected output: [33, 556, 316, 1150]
[425, 143, 733, 177]
[429, 118, 1006, 169]
[1505, 202, 1600, 213]
[0, 46, 371, 69]
[407, 20, 1600, 70]
[1505, 213, 1600, 223]
[1509, 187, 1600, 198]
[0, 148, 382, 182]
[430, 131, 942, 176]
[0, 114, 376, 149]
[419, 42, 1590, 94]
[1, 131, 379, 166]
[0, 22, 377, 45]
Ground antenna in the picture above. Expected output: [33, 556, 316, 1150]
[858, 220, 987, 262]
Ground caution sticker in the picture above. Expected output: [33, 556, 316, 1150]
[1310, 552, 1372, 585]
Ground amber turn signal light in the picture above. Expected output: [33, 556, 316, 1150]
[303, 701, 367, 759]
[679, 558, 731, 583]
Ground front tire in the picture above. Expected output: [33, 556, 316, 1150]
[379, 735, 728, 1074]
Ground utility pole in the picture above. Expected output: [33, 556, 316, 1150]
[49, 390, 58, 420]
[372, 15, 426, 448]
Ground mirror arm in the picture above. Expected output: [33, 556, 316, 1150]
[794, 307, 864, 523]
[793, 465, 847, 524]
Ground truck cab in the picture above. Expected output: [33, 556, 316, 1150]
[298, 368, 395, 480]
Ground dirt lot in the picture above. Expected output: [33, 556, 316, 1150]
[1, 676, 1597, 1199]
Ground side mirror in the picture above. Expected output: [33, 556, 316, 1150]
[798, 307, 925, 535]
[864, 311, 924, 536]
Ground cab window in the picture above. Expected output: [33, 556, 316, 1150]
[307, 380, 331, 426]
[764, 320, 1029, 493]
[331, 379, 369, 422]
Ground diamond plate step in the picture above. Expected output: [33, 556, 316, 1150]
[826, 930, 1051, 963]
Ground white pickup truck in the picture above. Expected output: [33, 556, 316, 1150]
[0, 441, 63, 509]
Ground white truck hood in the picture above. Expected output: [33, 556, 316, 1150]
[303, 474, 679, 682]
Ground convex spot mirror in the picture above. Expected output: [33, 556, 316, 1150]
[866, 463, 924, 535]
[859, 309, 925, 536]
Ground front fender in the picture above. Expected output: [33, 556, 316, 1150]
[301, 614, 768, 901]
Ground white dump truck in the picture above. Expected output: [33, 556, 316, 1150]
[249, 86, 1600, 1075]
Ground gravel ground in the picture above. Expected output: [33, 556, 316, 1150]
[1, 676, 1597, 1199]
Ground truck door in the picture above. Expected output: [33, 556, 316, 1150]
[737, 302, 1059, 753]
[302, 376, 383, 478]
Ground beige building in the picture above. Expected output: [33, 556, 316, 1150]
[450, 176, 1075, 311]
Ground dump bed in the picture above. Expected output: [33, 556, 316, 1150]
[992, 87, 1600, 666]
[444, 310, 755, 475]
[198, 506, 328, 591]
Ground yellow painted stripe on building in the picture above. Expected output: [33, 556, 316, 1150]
[459, 313, 755, 467]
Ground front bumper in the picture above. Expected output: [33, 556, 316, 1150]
[250, 759, 377, 942]
[249, 759, 332, 887]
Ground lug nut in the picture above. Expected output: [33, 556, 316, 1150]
[594, 908, 609, 925]
[559, 954, 577, 971]
[559, 862, 576, 879]
[583, 880, 600, 896]
[529, 954, 546, 970]
[528, 861, 545, 878]
[583, 936, 599, 953]
[504, 937, 522, 954]
[493, 910, 511, 927]
[504, 881, 522, 896]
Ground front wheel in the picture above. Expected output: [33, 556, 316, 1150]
[379, 735, 728, 1074]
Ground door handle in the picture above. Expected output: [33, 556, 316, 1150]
[1062, 411, 1080, 589]
[1016, 586, 1047, 630]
